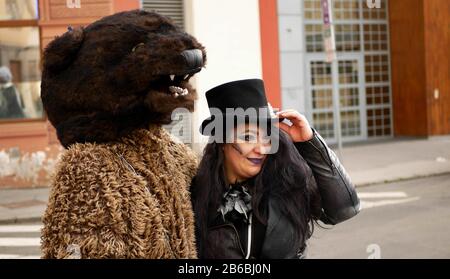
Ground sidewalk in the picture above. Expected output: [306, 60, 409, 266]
[1, 136, 449, 224]
[333, 135, 450, 186]
[0, 187, 48, 224]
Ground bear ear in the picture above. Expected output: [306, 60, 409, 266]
[42, 27, 85, 73]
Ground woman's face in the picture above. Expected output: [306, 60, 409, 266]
[223, 123, 271, 183]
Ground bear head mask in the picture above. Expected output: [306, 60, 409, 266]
[41, 10, 206, 148]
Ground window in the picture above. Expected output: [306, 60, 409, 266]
[142, 0, 184, 29]
[0, 0, 42, 121]
[304, 0, 392, 141]
[0, 0, 38, 20]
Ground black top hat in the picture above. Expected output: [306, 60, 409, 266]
[199, 79, 280, 137]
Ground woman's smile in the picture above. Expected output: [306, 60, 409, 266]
[247, 157, 264, 165]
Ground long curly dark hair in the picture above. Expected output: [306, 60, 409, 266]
[191, 126, 322, 257]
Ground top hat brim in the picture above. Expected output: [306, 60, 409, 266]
[199, 114, 284, 136]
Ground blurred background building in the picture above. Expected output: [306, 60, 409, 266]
[0, 0, 449, 188]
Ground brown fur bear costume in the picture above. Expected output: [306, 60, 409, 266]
[40, 10, 206, 258]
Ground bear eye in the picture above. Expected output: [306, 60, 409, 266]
[131, 43, 145, 52]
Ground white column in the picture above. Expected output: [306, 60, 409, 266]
[184, 0, 263, 154]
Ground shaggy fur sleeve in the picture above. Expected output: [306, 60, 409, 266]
[41, 146, 132, 259]
[168, 139, 200, 188]
[164, 140, 199, 258]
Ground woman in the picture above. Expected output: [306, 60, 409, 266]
[191, 79, 360, 259]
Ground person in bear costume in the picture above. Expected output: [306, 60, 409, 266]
[40, 10, 206, 259]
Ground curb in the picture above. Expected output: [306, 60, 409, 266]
[354, 171, 450, 188]
[0, 216, 43, 225]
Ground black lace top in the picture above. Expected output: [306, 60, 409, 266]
[218, 180, 267, 258]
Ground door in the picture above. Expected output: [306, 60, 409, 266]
[306, 54, 366, 143]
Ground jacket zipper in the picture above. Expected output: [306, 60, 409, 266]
[245, 213, 253, 259]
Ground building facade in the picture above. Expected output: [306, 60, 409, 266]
[278, 0, 450, 143]
[279, 0, 394, 143]
[0, 0, 449, 188]
[0, 0, 141, 187]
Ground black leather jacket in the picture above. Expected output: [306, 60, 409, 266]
[194, 129, 360, 259]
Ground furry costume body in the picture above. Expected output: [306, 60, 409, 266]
[41, 126, 198, 258]
[40, 10, 206, 258]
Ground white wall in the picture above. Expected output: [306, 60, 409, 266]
[277, 0, 306, 114]
[184, 0, 263, 152]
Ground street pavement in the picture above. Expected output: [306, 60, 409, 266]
[0, 223, 41, 259]
[1, 174, 449, 259]
[308, 174, 450, 259]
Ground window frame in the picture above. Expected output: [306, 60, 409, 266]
[0, 0, 44, 124]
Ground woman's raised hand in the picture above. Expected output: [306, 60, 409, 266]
[275, 109, 314, 143]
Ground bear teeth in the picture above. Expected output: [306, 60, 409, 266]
[169, 86, 188, 97]
[170, 75, 175, 81]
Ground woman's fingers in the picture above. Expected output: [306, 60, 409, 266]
[275, 121, 292, 133]
[276, 109, 301, 117]
[276, 110, 304, 124]
[276, 109, 314, 142]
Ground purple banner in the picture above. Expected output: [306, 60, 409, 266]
[321, 0, 331, 24]
[321, 0, 336, 62]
